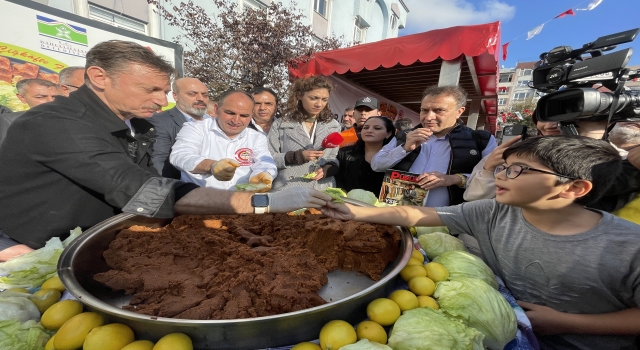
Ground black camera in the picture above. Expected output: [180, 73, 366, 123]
[533, 28, 640, 126]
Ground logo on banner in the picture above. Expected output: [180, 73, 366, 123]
[235, 148, 254, 166]
[37, 15, 88, 58]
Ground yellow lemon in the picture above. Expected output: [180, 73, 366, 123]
[405, 258, 422, 266]
[424, 262, 449, 282]
[44, 335, 55, 350]
[153, 333, 193, 350]
[84, 323, 135, 350]
[408, 276, 436, 296]
[319, 320, 357, 350]
[31, 289, 61, 314]
[122, 340, 155, 350]
[54, 312, 104, 350]
[355, 320, 387, 344]
[399, 265, 427, 282]
[417, 296, 440, 310]
[41, 300, 84, 330]
[290, 342, 322, 350]
[411, 249, 424, 263]
[366, 298, 401, 326]
[7, 288, 30, 293]
[389, 290, 419, 311]
[41, 276, 66, 293]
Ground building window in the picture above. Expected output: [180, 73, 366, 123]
[314, 0, 328, 17]
[89, 4, 147, 34]
[513, 92, 528, 100]
[498, 98, 507, 106]
[498, 87, 510, 95]
[517, 80, 531, 87]
[499, 74, 512, 83]
[390, 14, 398, 29]
[519, 69, 533, 76]
[354, 24, 367, 43]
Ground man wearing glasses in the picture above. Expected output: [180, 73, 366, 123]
[58, 66, 85, 96]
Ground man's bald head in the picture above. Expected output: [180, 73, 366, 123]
[172, 77, 209, 119]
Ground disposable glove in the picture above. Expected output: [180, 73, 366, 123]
[267, 187, 332, 213]
[211, 159, 240, 181]
[249, 172, 273, 193]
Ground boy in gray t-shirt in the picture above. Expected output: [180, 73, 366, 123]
[320, 136, 640, 350]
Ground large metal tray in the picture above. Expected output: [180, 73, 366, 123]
[58, 199, 412, 349]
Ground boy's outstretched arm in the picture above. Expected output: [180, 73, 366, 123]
[518, 301, 640, 336]
[319, 201, 444, 227]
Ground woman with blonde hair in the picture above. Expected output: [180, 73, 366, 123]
[268, 76, 341, 191]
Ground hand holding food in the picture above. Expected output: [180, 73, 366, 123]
[249, 172, 273, 193]
[268, 187, 332, 213]
[210, 159, 240, 181]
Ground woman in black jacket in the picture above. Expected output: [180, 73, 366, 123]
[336, 116, 396, 195]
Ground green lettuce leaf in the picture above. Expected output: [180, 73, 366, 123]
[433, 250, 498, 289]
[418, 232, 466, 260]
[301, 171, 318, 179]
[235, 183, 269, 191]
[346, 189, 378, 206]
[0, 227, 82, 289]
[388, 307, 484, 350]
[323, 187, 346, 203]
[434, 277, 517, 350]
[0, 319, 52, 350]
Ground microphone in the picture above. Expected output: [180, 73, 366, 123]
[318, 132, 344, 151]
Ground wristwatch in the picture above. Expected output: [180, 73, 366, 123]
[454, 173, 467, 188]
[251, 194, 269, 214]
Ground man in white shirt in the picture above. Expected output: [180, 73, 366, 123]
[170, 90, 277, 191]
[148, 77, 211, 178]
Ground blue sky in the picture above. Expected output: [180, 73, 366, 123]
[399, 0, 640, 69]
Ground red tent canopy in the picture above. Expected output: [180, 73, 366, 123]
[289, 22, 501, 132]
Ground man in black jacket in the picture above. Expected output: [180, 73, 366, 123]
[0, 40, 331, 261]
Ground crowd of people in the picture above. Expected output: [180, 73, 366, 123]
[0, 40, 639, 349]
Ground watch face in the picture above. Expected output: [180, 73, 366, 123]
[251, 194, 269, 207]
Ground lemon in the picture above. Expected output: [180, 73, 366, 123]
[41, 276, 66, 293]
[41, 299, 84, 330]
[411, 249, 424, 263]
[417, 295, 440, 310]
[84, 323, 135, 350]
[7, 288, 30, 293]
[122, 340, 155, 350]
[424, 262, 449, 282]
[31, 289, 61, 314]
[399, 265, 427, 282]
[291, 342, 322, 350]
[405, 258, 422, 266]
[54, 312, 104, 350]
[366, 298, 401, 326]
[44, 335, 55, 350]
[153, 333, 193, 350]
[408, 276, 436, 296]
[319, 320, 357, 350]
[355, 320, 387, 344]
[389, 290, 419, 311]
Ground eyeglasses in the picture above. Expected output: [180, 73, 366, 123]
[64, 84, 81, 90]
[494, 164, 577, 180]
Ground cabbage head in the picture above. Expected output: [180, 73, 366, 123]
[433, 250, 498, 289]
[0, 319, 52, 350]
[417, 232, 466, 260]
[413, 226, 450, 236]
[0, 295, 40, 322]
[387, 307, 484, 350]
[340, 339, 392, 350]
[434, 278, 517, 350]
[346, 189, 378, 206]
